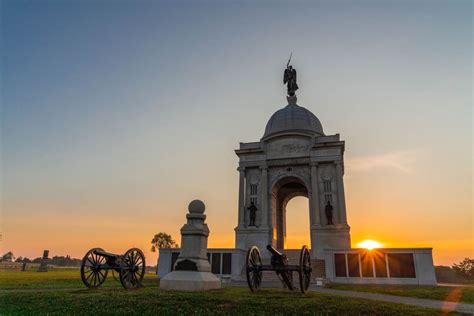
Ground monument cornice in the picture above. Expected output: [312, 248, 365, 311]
[235, 148, 265, 155]
[261, 131, 319, 143]
[312, 141, 345, 150]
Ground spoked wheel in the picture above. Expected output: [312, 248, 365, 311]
[81, 248, 108, 288]
[298, 245, 312, 293]
[119, 248, 146, 289]
[246, 246, 263, 292]
[279, 270, 294, 290]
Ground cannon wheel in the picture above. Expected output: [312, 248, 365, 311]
[278, 269, 294, 291]
[246, 246, 263, 292]
[298, 245, 312, 293]
[119, 248, 146, 289]
[81, 248, 108, 288]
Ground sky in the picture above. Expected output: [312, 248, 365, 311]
[1, 0, 472, 266]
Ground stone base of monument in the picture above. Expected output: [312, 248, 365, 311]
[159, 200, 222, 291]
[160, 271, 221, 291]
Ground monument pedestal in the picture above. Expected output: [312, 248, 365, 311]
[159, 200, 221, 291]
[160, 271, 221, 291]
[311, 224, 351, 258]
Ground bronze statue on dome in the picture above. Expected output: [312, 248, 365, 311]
[283, 54, 299, 96]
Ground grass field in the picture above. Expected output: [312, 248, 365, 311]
[0, 268, 159, 290]
[0, 269, 468, 315]
[325, 283, 474, 304]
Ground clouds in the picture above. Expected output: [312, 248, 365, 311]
[346, 150, 419, 174]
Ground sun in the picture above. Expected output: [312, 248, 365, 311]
[357, 240, 382, 250]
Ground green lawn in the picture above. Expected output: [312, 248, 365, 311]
[325, 283, 474, 304]
[0, 268, 158, 290]
[0, 269, 467, 315]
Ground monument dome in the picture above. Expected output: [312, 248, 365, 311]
[262, 102, 324, 140]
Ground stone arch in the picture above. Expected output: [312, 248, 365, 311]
[270, 173, 311, 194]
[271, 176, 310, 249]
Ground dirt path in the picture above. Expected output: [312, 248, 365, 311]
[311, 287, 474, 315]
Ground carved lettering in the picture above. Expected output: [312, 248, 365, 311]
[282, 144, 309, 153]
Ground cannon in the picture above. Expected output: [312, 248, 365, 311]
[80, 248, 145, 289]
[246, 245, 312, 294]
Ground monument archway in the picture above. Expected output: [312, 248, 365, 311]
[285, 196, 311, 249]
[234, 95, 351, 256]
[271, 176, 309, 249]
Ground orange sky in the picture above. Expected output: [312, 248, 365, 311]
[3, 157, 472, 267]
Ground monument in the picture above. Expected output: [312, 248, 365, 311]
[38, 250, 49, 272]
[235, 58, 350, 256]
[160, 200, 221, 291]
[157, 61, 437, 286]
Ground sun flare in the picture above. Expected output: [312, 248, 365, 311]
[357, 240, 382, 250]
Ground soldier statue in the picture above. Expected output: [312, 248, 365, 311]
[283, 54, 299, 96]
[325, 201, 334, 225]
[247, 201, 258, 227]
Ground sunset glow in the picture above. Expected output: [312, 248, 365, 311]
[357, 240, 383, 250]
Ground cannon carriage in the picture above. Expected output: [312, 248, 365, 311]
[246, 245, 312, 294]
[80, 247, 146, 289]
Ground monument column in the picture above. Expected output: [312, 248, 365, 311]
[310, 163, 321, 226]
[238, 168, 245, 227]
[160, 200, 221, 291]
[335, 161, 347, 224]
[260, 166, 268, 228]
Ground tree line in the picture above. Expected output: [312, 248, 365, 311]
[1, 252, 82, 267]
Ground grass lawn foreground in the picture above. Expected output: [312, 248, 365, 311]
[0, 269, 471, 315]
[326, 283, 474, 305]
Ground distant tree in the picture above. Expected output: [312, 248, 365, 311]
[23, 257, 31, 263]
[1, 251, 15, 262]
[49, 255, 81, 267]
[15, 256, 23, 262]
[151, 232, 178, 252]
[452, 258, 474, 281]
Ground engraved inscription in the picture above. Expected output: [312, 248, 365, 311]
[282, 144, 309, 153]
[266, 137, 311, 158]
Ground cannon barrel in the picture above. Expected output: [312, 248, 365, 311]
[266, 245, 283, 257]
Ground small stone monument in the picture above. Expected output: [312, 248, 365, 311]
[38, 250, 49, 272]
[160, 200, 221, 291]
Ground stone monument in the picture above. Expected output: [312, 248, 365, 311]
[160, 200, 221, 291]
[38, 250, 49, 272]
[234, 61, 351, 257]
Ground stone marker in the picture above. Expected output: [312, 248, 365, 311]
[160, 200, 221, 291]
[38, 250, 49, 272]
